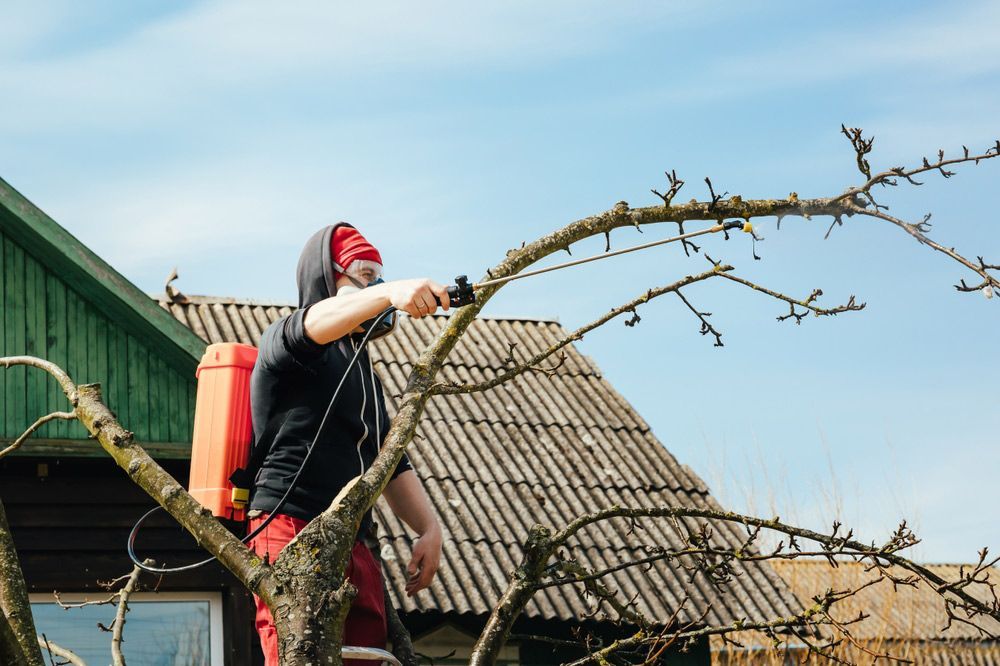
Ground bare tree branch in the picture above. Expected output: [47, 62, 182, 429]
[36, 636, 86, 666]
[715, 272, 866, 323]
[0, 411, 77, 459]
[0, 498, 45, 666]
[561, 607, 836, 666]
[835, 133, 1000, 203]
[0, 357, 78, 405]
[674, 288, 723, 346]
[852, 205, 1000, 292]
[110, 564, 143, 666]
[470, 503, 998, 665]
[0, 359, 280, 635]
[549, 507, 999, 623]
[430, 265, 733, 395]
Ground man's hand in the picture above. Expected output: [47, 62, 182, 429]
[384, 469, 442, 596]
[386, 278, 450, 319]
[406, 524, 441, 596]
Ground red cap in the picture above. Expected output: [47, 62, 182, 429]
[331, 224, 382, 274]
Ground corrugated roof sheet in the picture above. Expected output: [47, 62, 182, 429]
[769, 559, 1000, 641]
[713, 560, 1000, 664]
[159, 295, 798, 627]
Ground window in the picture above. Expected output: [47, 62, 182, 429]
[30, 591, 224, 666]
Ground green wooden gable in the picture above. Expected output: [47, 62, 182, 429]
[0, 177, 207, 458]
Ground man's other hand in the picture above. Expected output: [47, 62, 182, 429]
[405, 524, 442, 596]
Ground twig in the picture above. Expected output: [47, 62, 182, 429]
[841, 125, 875, 180]
[110, 564, 144, 666]
[429, 266, 733, 395]
[675, 289, 723, 346]
[651, 169, 685, 207]
[560, 610, 835, 666]
[716, 272, 865, 323]
[0, 411, 77, 458]
[36, 636, 87, 666]
[834, 134, 999, 204]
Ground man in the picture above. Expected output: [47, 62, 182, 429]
[247, 223, 446, 665]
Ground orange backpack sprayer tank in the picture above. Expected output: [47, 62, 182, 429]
[188, 342, 258, 521]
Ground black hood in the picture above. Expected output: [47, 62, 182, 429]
[295, 223, 354, 308]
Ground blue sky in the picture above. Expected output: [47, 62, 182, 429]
[2, 1, 997, 562]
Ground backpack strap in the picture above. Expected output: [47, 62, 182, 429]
[228, 413, 286, 507]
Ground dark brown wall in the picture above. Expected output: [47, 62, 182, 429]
[0, 455, 262, 666]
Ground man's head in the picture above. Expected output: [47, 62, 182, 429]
[326, 223, 397, 338]
[331, 225, 383, 289]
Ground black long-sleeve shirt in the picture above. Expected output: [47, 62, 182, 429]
[248, 224, 411, 529]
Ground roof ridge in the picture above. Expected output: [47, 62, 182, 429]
[154, 293, 561, 323]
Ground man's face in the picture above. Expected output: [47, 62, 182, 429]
[334, 272, 367, 293]
[352, 265, 379, 284]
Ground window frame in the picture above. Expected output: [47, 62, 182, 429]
[29, 590, 225, 665]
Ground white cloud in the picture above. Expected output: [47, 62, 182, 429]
[0, 1, 729, 132]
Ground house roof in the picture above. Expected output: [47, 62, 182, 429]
[0, 178, 205, 374]
[712, 559, 1000, 665]
[768, 559, 1000, 642]
[159, 294, 799, 628]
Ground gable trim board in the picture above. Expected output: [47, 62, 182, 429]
[0, 177, 205, 375]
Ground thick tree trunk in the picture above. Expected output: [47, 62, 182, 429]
[0, 498, 44, 666]
[1, 610, 28, 666]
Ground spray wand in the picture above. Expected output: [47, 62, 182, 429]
[445, 220, 753, 307]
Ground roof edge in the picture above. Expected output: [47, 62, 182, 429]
[154, 293, 561, 324]
[0, 177, 207, 370]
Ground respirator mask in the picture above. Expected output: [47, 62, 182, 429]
[335, 259, 397, 340]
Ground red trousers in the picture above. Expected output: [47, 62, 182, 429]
[248, 513, 387, 666]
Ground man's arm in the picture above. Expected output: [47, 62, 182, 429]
[382, 470, 442, 597]
[303, 279, 451, 345]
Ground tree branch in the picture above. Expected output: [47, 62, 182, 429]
[715, 272, 866, 323]
[110, 564, 143, 666]
[245, 127, 997, 664]
[0, 358, 277, 606]
[0, 498, 44, 666]
[471, 503, 998, 665]
[561, 607, 835, 666]
[550, 507, 999, 623]
[674, 288, 724, 346]
[37, 636, 87, 666]
[851, 205, 1000, 293]
[835, 133, 1000, 203]
[0, 357, 78, 405]
[430, 266, 733, 395]
[0, 411, 77, 459]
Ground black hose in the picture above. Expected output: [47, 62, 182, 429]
[127, 306, 398, 575]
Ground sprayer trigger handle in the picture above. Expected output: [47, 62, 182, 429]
[447, 275, 476, 308]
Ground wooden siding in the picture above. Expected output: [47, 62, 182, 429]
[1, 229, 196, 449]
[0, 456, 261, 666]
